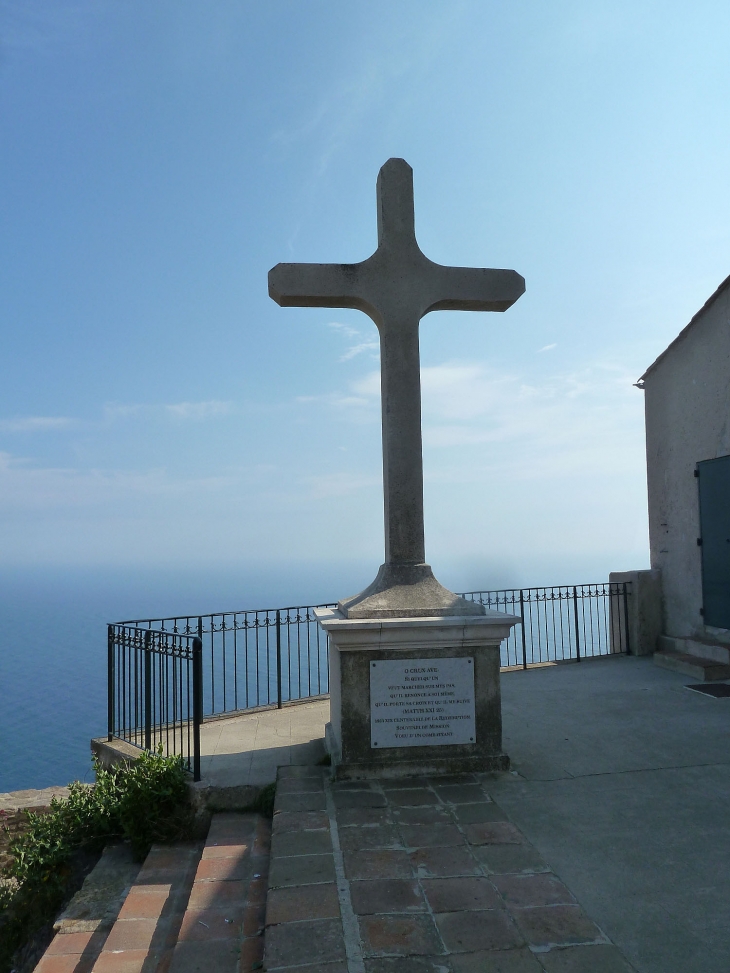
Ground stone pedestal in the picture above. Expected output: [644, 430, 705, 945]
[315, 608, 519, 780]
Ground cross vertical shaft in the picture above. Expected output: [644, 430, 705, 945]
[380, 320, 424, 564]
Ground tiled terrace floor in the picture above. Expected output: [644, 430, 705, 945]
[266, 766, 634, 972]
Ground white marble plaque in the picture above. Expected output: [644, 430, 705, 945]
[370, 657, 476, 749]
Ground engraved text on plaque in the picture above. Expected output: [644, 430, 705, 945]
[370, 657, 476, 749]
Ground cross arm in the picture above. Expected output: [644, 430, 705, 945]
[269, 261, 369, 311]
[423, 265, 525, 315]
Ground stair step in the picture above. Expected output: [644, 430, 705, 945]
[658, 635, 730, 665]
[654, 649, 730, 681]
[34, 842, 202, 973]
[168, 812, 270, 973]
[33, 814, 271, 973]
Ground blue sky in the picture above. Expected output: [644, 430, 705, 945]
[2, 0, 730, 596]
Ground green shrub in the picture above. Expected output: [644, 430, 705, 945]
[0, 749, 193, 972]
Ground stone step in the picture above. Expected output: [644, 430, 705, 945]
[168, 812, 270, 973]
[33, 812, 271, 973]
[653, 649, 730, 681]
[658, 634, 730, 665]
[34, 841, 202, 973]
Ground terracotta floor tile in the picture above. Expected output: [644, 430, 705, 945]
[277, 778, 325, 794]
[410, 846, 481, 878]
[265, 882, 340, 925]
[344, 849, 414, 880]
[493, 873, 576, 909]
[46, 932, 95, 955]
[194, 856, 249, 882]
[431, 785, 489, 805]
[336, 807, 391, 827]
[339, 825, 402, 852]
[390, 805, 451, 826]
[452, 803, 509, 825]
[268, 852, 335, 888]
[333, 791, 387, 809]
[350, 879, 426, 916]
[512, 905, 605, 949]
[435, 909, 524, 953]
[168, 938, 240, 973]
[272, 810, 329, 833]
[398, 824, 465, 849]
[102, 918, 158, 952]
[91, 949, 150, 973]
[384, 789, 440, 807]
[421, 876, 502, 913]
[201, 842, 251, 860]
[275, 792, 328, 812]
[271, 829, 333, 857]
[358, 914, 443, 957]
[264, 917, 346, 968]
[177, 907, 242, 941]
[36, 954, 89, 973]
[473, 844, 549, 876]
[118, 888, 171, 920]
[187, 879, 247, 909]
[463, 822, 524, 846]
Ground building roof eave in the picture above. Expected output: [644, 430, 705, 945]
[638, 272, 730, 383]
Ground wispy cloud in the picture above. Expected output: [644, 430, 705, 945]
[164, 401, 232, 420]
[0, 416, 73, 433]
[327, 322, 380, 363]
[538, 343, 557, 353]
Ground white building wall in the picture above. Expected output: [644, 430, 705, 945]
[644, 281, 730, 638]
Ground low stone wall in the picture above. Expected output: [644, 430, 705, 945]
[0, 787, 70, 871]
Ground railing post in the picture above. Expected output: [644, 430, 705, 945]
[144, 629, 152, 751]
[276, 609, 282, 709]
[572, 586, 581, 661]
[192, 636, 203, 782]
[519, 591, 527, 669]
[622, 582, 632, 655]
[107, 625, 115, 741]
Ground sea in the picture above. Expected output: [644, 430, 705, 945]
[0, 562, 371, 794]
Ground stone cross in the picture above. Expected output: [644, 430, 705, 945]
[269, 159, 524, 617]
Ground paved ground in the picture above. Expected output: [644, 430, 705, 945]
[198, 698, 328, 786]
[495, 655, 730, 973]
[196, 655, 730, 971]
[266, 766, 634, 972]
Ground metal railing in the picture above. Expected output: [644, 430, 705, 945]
[108, 625, 203, 780]
[108, 581, 630, 770]
[461, 582, 630, 668]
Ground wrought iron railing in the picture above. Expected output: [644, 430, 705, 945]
[107, 625, 203, 780]
[461, 582, 630, 667]
[108, 581, 630, 771]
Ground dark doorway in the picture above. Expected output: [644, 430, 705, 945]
[698, 454, 730, 629]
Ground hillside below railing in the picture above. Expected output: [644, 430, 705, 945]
[108, 582, 631, 774]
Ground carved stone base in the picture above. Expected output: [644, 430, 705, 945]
[316, 608, 519, 781]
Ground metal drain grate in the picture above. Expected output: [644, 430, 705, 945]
[685, 683, 730, 698]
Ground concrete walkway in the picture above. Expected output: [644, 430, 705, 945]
[495, 655, 730, 973]
[198, 698, 328, 787]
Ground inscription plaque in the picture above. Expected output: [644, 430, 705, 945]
[370, 657, 476, 749]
